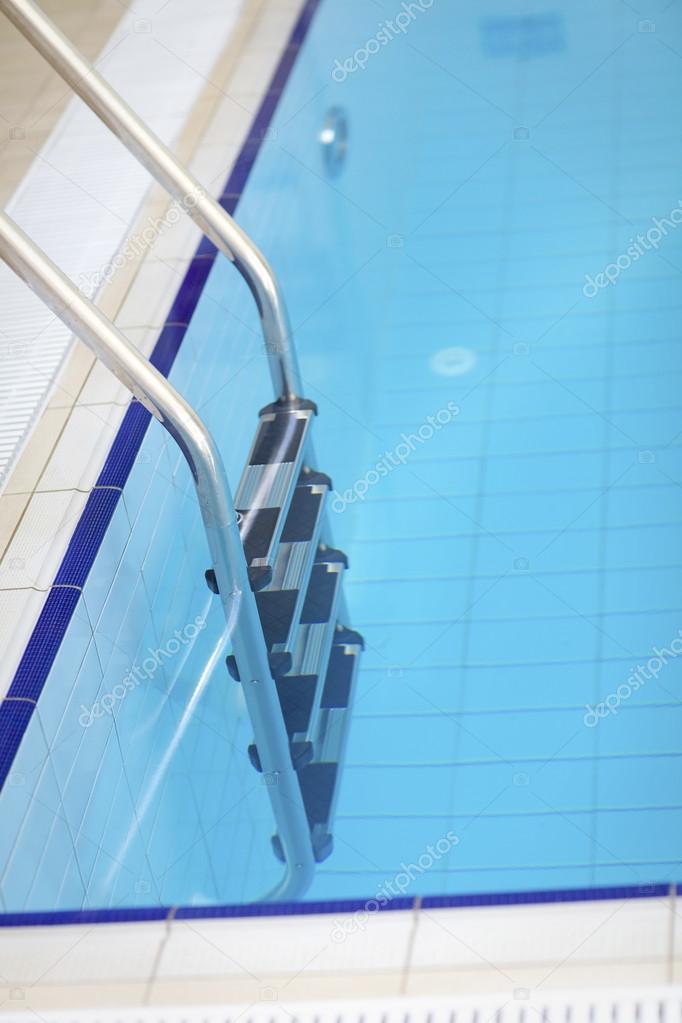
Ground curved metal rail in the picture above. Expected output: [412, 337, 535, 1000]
[0, 209, 315, 901]
[0, 0, 302, 401]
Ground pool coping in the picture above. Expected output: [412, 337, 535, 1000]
[0, 0, 676, 929]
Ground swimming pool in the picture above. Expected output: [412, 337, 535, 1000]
[2, 0, 682, 914]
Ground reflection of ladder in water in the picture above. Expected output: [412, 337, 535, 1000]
[209, 398, 364, 864]
[0, 0, 362, 898]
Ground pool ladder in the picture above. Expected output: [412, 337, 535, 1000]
[0, 0, 363, 899]
[207, 398, 364, 864]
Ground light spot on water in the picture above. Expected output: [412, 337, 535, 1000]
[429, 346, 477, 377]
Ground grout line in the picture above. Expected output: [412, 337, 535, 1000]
[401, 896, 421, 995]
[143, 907, 178, 1005]
[668, 883, 676, 983]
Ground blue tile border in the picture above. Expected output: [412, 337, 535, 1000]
[0, 883, 672, 928]
[0, 0, 323, 792]
[5, 588, 82, 705]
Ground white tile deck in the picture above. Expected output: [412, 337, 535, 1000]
[0, 0, 248, 493]
[0, 489, 87, 592]
[0, 898, 678, 1012]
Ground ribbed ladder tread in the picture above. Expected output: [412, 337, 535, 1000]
[235, 399, 317, 588]
[247, 548, 349, 771]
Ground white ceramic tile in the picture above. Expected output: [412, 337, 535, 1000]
[3, 408, 71, 496]
[77, 361, 131, 407]
[114, 259, 190, 330]
[159, 909, 414, 979]
[36, 404, 126, 493]
[0, 588, 48, 697]
[148, 971, 404, 1007]
[189, 142, 241, 191]
[0, 920, 167, 986]
[78, 327, 158, 406]
[2, 982, 151, 1014]
[411, 898, 670, 972]
[227, 49, 283, 97]
[47, 342, 96, 411]
[405, 962, 670, 996]
[142, 204, 205, 265]
[201, 97, 258, 150]
[0, 492, 30, 554]
[0, 490, 88, 591]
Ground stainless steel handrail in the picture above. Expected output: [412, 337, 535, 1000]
[0, 209, 315, 901]
[0, 0, 302, 402]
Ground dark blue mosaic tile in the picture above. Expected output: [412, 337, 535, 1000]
[150, 323, 190, 377]
[7, 587, 81, 703]
[176, 896, 414, 920]
[421, 884, 671, 909]
[196, 234, 218, 258]
[216, 1, 321, 203]
[96, 401, 152, 490]
[268, 46, 300, 94]
[0, 906, 168, 927]
[2, 882, 665, 930]
[54, 488, 122, 588]
[291, 0, 321, 45]
[0, 700, 35, 788]
[249, 96, 282, 142]
[166, 257, 215, 325]
[219, 194, 241, 216]
[227, 141, 263, 195]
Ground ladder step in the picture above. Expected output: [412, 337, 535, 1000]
[314, 635, 363, 763]
[248, 738, 313, 772]
[321, 636, 364, 709]
[247, 555, 348, 777]
[271, 761, 335, 863]
[225, 651, 291, 682]
[253, 474, 331, 656]
[268, 632, 363, 863]
[298, 762, 338, 863]
[274, 559, 347, 768]
[234, 398, 317, 587]
[289, 552, 346, 698]
[302, 634, 363, 861]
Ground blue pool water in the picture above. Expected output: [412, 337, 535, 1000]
[2, 0, 682, 911]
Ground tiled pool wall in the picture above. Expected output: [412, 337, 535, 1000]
[0, 268, 288, 911]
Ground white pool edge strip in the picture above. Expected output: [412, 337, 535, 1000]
[0, 895, 679, 1011]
